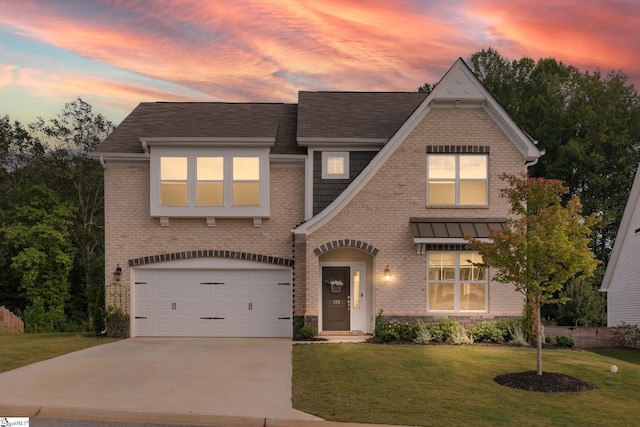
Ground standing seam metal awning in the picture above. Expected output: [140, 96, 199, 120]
[409, 218, 506, 254]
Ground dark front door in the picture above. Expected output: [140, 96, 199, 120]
[322, 266, 350, 331]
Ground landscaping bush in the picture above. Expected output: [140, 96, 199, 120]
[468, 322, 505, 343]
[508, 325, 530, 346]
[374, 311, 414, 342]
[103, 306, 129, 338]
[555, 335, 576, 348]
[495, 318, 522, 341]
[611, 323, 640, 349]
[450, 322, 473, 345]
[299, 326, 318, 340]
[431, 318, 459, 343]
[412, 321, 433, 344]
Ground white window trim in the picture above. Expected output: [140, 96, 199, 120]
[427, 251, 488, 313]
[150, 146, 270, 218]
[426, 154, 488, 206]
[322, 151, 349, 179]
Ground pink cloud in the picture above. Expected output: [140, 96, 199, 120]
[1, 0, 638, 125]
[0, 0, 482, 103]
[467, 0, 640, 82]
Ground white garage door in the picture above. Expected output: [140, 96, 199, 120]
[133, 268, 292, 337]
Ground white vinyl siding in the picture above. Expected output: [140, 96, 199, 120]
[607, 214, 640, 326]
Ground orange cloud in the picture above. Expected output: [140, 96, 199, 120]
[0, 0, 481, 103]
[467, 0, 640, 80]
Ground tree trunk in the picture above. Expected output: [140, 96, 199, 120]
[536, 298, 542, 375]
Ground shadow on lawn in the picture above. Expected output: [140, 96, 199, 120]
[587, 348, 640, 366]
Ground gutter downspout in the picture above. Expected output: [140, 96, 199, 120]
[99, 155, 106, 169]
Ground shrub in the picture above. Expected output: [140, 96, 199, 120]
[93, 284, 106, 335]
[611, 323, 640, 349]
[430, 318, 459, 343]
[104, 306, 129, 338]
[508, 325, 529, 346]
[468, 322, 505, 343]
[555, 335, 576, 348]
[495, 319, 521, 341]
[450, 322, 473, 345]
[374, 310, 413, 342]
[299, 326, 318, 340]
[413, 321, 433, 344]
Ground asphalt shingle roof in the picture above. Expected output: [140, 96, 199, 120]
[94, 102, 301, 154]
[94, 92, 429, 155]
[297, 91, 428, 140]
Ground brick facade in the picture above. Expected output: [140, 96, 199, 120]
[104, 162, 305, 309]
[96, 61, 541, 337]
[301, 108, 527, 331]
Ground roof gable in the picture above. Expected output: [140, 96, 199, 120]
[294, 58, 542, 235]
[601, 165, 640, 291]
[430, 58, 541, 161]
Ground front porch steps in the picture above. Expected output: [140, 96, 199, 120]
[319, 330, 366, 336]
[314, 331, 370, 343]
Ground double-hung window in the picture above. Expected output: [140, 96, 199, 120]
[160, 157, 188, 206]
[427, 154, 487, 205]
[428, 252, 487, 312]
[196, 157, 224, 206]
[151, 147, 269, 218]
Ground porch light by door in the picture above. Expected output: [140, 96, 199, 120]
[113, 264, 122, 282]
[384, 265, 391, 282]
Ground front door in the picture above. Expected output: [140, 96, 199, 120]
[322, 266, 350, 331]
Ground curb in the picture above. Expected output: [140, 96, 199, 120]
[0, 405, 406, 427]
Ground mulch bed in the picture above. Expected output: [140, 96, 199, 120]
[494, 371, 596, 393]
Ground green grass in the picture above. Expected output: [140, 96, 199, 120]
[0, 328, 119, 373]
[293, 344, 640, 426]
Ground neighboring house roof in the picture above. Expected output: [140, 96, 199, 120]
[297, 92, 428, 144]
[93, 102, 301, 155]
[601, 165, 640, 291]
[293, 58, 543, 236]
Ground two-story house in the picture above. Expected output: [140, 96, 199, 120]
[92, 58, 542, 338]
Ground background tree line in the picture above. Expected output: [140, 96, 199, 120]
[453, 48, 640, 326]
[1, 48, 638, 331]
[0, 98, 114, 331]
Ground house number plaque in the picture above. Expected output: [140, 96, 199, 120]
[332, 299, 342, 305]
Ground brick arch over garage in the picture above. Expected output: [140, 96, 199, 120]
[128, 250, 294, 267]
[313, 239, 379, 256]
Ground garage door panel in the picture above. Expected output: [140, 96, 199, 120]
[134, 268, 291, 337]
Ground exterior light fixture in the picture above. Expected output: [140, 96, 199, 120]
[384, 265, 391, 282]
[113, 264, 122, 282]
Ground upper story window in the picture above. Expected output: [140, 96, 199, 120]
[427, 154, 487, 206]
[151, 147, 269, 218]
[160, 157, 188, 206]
[427, 251, 487, 312]
[322, 152, 349, 179]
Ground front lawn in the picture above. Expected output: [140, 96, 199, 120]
[0, 328, 118, 373]
[293, 344, 640, 426]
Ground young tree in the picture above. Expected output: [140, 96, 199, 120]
[468, 174, 599, 375]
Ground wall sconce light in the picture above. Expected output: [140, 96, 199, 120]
[113, 264, 122, 282]
[384, 265, 391, 282]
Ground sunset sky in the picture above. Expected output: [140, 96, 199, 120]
[1, 0, 639, 126]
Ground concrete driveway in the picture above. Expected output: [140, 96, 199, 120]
[0, 338, 321, 424]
